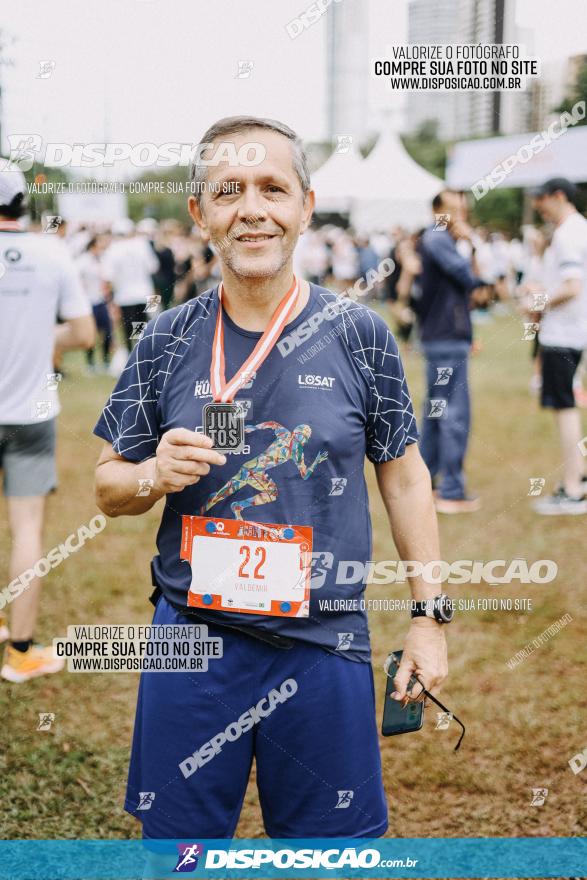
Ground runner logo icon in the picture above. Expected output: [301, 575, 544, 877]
[530, 788, 548, 806]
[428, 399, 447, 418]
[336, 632, 354, 651]
[434, 712, 453, 730]
[335, 790, 354, 809]
[434, 367, 453, 385]
[137, 791, 155, 811]
[37, 713, 55, 731]
[329, 477, 347, 496]
[174, 843, 204, 873]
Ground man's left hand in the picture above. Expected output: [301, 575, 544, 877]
[392, 619, 448, 704]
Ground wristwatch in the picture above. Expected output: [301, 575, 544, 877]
[411, 593, 455, 624]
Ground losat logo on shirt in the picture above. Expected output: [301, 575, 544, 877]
[298, 374, 335, 389]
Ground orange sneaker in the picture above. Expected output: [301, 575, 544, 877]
[0, 615, 9, 643]
[1, 644, 65, 683]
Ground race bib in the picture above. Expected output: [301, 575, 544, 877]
[181, 516, 312, 618]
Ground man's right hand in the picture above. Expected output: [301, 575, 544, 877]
[153, 428, 227, 495]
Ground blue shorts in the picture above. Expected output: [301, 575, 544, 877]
[125, 596, 388, 839]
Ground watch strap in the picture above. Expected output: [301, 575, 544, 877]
[411, 600, 436, 619]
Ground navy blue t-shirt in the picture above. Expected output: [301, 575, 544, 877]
[94, 284, 418, 662]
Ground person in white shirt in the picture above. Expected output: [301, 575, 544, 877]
[516, 227, 550, 395]
[294, 228, 329, 284]
[0, 164, 95, 681]
[331, 229, 359, 285]
[102, 219, 158, 351]
[530, 178, 587, 515]
[77, 235, 112, 372]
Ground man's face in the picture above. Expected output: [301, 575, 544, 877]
[189, 128, 314, 280]
[439, 192, 465, 228]
[532, 192, 562, 224]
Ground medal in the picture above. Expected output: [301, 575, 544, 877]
[202, 401, 245, 453]
[205, 276, 300, 453]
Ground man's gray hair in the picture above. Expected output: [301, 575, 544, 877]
[190, 115, 310, 204]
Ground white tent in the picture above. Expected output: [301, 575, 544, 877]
[311, 141, 367, 213]
[350, 129, 444, 232]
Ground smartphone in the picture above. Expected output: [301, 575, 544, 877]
[381, 650, 425, 737]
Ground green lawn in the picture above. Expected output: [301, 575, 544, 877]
[0, 308, 586, 842]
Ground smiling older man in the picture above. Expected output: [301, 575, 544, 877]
[93, 116, 449, 839]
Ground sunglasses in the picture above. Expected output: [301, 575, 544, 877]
[383, 654, 465, 751]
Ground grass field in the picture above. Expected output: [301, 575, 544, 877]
[1, 306, 586, 851]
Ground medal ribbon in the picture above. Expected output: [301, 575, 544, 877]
[210, 276, 299, 403]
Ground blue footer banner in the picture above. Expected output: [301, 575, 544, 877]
[0, 838, 585, 879]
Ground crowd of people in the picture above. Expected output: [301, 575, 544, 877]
[38, 207, 562, 369]
[42, 184, 587, 519]
[292, 185, 587, 516]
[45, 216, 220, 374]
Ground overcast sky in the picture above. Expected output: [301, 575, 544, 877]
[1, 0, 586, 152]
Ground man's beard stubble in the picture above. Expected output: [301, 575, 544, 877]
[213, 234, 296, 280]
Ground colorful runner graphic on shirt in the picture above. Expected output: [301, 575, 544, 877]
[201, 421, 328, 520]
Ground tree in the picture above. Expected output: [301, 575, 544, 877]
[469, 187, 524, 236]
[401, 121, 447, 180]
